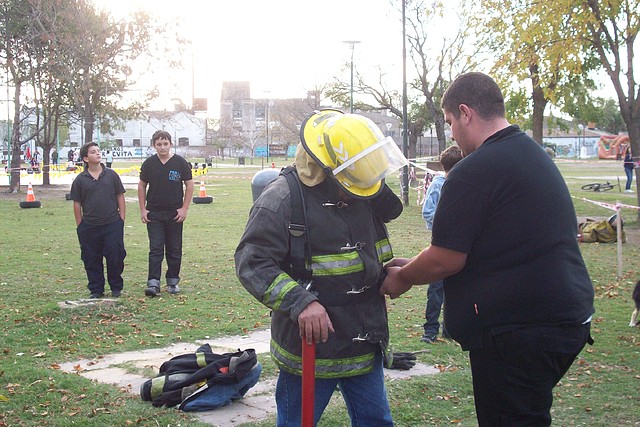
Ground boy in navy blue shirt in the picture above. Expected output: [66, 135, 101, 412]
[70, 142, 126, 298]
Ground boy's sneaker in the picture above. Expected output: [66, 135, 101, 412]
[144, 286, 160, 297]
[420, 334, 436, 344]
[167, 285, 180, 295]
[89, 292, 104, 299]
[111, 290, 121, 298]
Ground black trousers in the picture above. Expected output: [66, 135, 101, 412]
[469, 323, 591, 427]
[77, 218, 126, 294]
[146, 210, 183, 283]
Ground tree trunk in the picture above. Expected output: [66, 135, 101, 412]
[9, 84, 22, 193]
[435, 115, 446, 154]
[42, 147, 51, 185]
[531, 85, 547, 146]
[627, 119, 640, 221]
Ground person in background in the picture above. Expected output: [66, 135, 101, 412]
[236, 109, 408, 426]
[138, 130, 194, 297]
[106, 150, 114, 168]
[623, 144, 634, 193]
[381, 72, 594, 426]
[420, 144, 463, 343]
[51, 149, 58, 169]
[70, 142, 126, 298]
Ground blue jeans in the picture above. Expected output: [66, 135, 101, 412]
[146, 210, 183, 284]
[180, 363, 262, 411]
[423, 280, 445, 337]
[77, 218, 126, 294]
[275, 351, 393, 426]
[625, 167, 633, 190]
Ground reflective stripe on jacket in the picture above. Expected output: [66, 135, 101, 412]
[235, 174, 392, 378]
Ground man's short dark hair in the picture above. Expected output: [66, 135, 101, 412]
[440, 144, 463, 172]
[80, 142, 99, 163]
[152, 130, 172, 144]
[441, 72, 505, 120]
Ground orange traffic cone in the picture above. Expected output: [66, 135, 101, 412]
[198, 181, 207, 197]
[20, 182, 41, 208]
[26, 183, 35, 202]
[193, 181, 213, 204]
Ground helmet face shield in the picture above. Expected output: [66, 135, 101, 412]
[332, 136, 408, 194]
[300, 109, 409, 198]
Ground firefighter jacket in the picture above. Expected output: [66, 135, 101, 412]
[235, 174, 394, 379]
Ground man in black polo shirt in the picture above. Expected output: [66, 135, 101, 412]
[70, 142, 126, 298]
[381, 72, 594, 426]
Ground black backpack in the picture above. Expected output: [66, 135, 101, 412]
[140, 343, 261, 411]
[278, 166, 403, 283]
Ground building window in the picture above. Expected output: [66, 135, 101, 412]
[256, 109, 265, 120]
[233, 110, 242, 119]
[178, 137, 189, 147]
[115, 139, 123, 147]
[133, 138, 140, 147]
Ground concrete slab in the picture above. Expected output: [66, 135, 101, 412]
[59, 328, 438, 426]
[57, 298, 120, 309]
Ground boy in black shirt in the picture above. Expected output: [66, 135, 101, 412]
[138, 131, 194, 296]
[70, 142, 126, 298]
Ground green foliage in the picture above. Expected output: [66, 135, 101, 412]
[504, 87, 533, 130]
[0, 159, 639, 426]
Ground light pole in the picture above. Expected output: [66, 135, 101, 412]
[265, 98, 275, 166]
[343, 40, 360, 113]
[401, 0, 409, 206]
[430, 126, 433, 156]
[139, 121, 143, 162]
[577, 124, 583, 160]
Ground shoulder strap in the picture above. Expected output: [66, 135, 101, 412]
[281, 166, 313, 281]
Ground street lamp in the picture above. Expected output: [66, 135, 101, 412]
[138, 121, 143, 162]
[577, 124, 584, 160]
[430, 126, 435, 156]
[343, 40, 360, 113]
[265, 98, 274, 165]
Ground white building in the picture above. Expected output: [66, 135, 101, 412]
[68, 111, 206, 159]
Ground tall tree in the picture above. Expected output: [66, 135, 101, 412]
[327, 1, 474, 161]
[577, 0, 639, 210]
[405, 0, 475, 154]
[0, 0, 40, 192]
[56, 1, 155, 145]
[476, 0, 597, 145]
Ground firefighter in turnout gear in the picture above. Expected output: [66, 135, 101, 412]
[235, 109, 408, 426]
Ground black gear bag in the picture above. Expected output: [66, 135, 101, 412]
[140, 343, 261, 411]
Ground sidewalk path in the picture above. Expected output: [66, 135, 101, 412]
[58, 327, 439, 426]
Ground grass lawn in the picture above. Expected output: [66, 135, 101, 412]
[0, 157, 638, 426]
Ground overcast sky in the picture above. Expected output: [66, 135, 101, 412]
[94, 0, 410, 115]
[91, 0, 623, 119]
